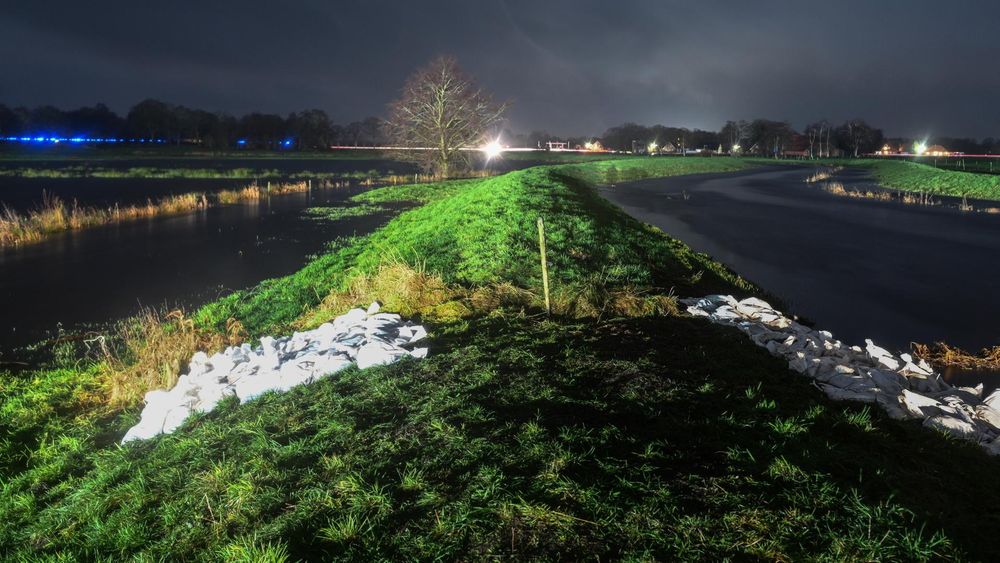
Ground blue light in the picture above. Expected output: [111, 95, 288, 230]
[281, 139, 293, 148]
[0, 135, 170, 145]
[236, 139, 247, 146]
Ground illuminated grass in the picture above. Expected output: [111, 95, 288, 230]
[0, 156, 996, 559]
[303, 204, 389, 222]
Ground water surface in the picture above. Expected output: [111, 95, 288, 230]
[0, 187, 401, 352]
[603, 165, 1000, 386]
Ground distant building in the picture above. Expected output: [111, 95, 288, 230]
[546, 141, 568, 151]
[876, 144, 906, 155]
[781, 133, 810, 157]
[925, 144, 950, 156]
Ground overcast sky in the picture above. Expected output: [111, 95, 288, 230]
[1, 0, 998, 138]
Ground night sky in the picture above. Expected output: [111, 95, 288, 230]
[2, 1, 998, 138]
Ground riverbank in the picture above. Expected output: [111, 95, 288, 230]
[747, 156, 1000, 201]
[2, 157, 998, 560]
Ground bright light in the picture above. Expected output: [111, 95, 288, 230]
[482, 138, 503, 160]
[732, 144, 741, 152]
[914, 141, 928, 155]
[648, 142, 658, 152]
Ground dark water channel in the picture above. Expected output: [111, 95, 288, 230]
[0, 158, 417, 212]
[603, 165, 1000, 388]
[0, 186, 403, 353]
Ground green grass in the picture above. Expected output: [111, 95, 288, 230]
[743, 157, 1000, 200]
[303, 204, 390, 221]
[862, 160, 1000, 200]
[499, 150, 631, 163]
[1, 155, 997, 560]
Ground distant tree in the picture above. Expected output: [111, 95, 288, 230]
[385, 56, 507, 177]
[836, 119, 881, 157]
[239, 112, 287, 148]
[600, 122, 650, 152]
[65, 104, 124, 138]
[804, 120, 831, 158]
[688, 128, 720, 151]
[748, 119, 794, 157]
[0, 104, 24, 135]
[288, 109, 335, 148]
[720, 120, 749, 152]
[29, 105, 69, 135]
[126, 99, 175, 140]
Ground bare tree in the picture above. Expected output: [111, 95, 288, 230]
[804, 119, 831, 158]
[720, 120, 749, 152]
[385, 56, 508, 177]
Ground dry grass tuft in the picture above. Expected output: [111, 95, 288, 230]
[100, 309, 232, 408]
[912, 341, 1000, 370]
[822, 182, 893, 201]
[552, 283, 679, 320]
[295, 260, 678, 331]
[0, 192, 208, 247]
[805, 166, 844, 184]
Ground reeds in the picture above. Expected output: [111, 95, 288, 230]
[912, 341, 1000, 370]
[805, 166, 843, 183]
[0, 181, 312, 247]
[0, 191, 207, 247]
[0, 170, 494, 248]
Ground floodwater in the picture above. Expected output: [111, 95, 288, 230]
[0, 157, 542, 212]
[0, 158, 417, 212]
[0, 187, 402, 353]
[603, 165, 1000, 387]
[0, 156, 551, 355]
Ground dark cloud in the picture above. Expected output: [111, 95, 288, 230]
[1, 0, 997, 137]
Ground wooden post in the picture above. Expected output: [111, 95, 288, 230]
[537, 217, 551, 314]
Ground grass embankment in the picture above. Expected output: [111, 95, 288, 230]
[863, 160, 1000, 200]
[749, 157, 1000, 201]
[2, 158, 999, 560]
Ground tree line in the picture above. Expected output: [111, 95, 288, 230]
[0, 100, 388, 149]
[5, 98, 999, 158]
[594, 119, 1000, 157]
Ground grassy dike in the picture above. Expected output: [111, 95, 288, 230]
[755, 157, 1000, 200]
[2, 156, 1000, 560]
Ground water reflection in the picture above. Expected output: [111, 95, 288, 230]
[0, 186, 403, 352]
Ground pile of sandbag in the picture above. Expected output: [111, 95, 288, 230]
[684, 295, 1000, 455]
[122, 303, 427, 443]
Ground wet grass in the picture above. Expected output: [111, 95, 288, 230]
[864, 160, 1000, 200]
[303, 204, 390, 222]
[2, 156, 999, 559]
[748, 157, 1000, 201]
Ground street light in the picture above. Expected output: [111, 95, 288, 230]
[482, 138, 503, 160]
